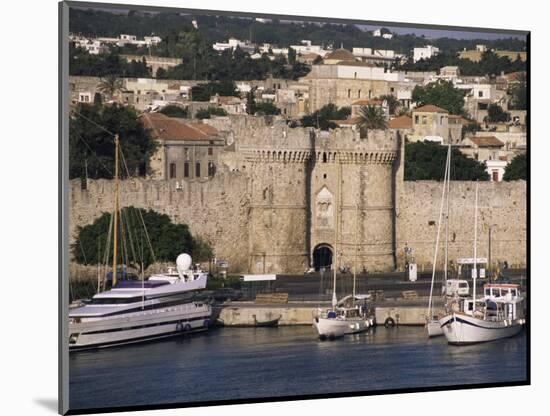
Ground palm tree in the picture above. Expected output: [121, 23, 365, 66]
[380, 94, 400, 115]
[357, 105, 387, 137]
[97, 75, 124, 101]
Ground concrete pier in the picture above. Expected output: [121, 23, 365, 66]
[217, 298, 445, 327]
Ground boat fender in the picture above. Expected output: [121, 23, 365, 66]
[184, 323, 192, 332]
[176, 322, 184, 332]
[384, 317, 395, 328]
[203, 319, 210, 328]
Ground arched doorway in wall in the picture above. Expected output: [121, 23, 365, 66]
[313, 244, 333, 271]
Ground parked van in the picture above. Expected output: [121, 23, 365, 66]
[442, 279, 470, 297]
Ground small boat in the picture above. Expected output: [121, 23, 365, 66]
[252, 314, 281, 327]
[314, 295, 375, 340]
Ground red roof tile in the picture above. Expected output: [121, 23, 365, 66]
[388, 115, 412, 129]
[140, 112, 219, 141]
[413, 104, 449, 114]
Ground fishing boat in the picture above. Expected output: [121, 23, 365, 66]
[440, 283, 525, 344]
[69, 134, 211, 351]
[440, 183, 525, 345]
[313, 160, 374, 339]
[252, 314, 282, 327]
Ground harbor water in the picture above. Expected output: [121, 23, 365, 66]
[69, 326, 527, 410]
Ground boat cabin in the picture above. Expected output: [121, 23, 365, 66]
[483, 283, 520, 300]
[458, 283, 524, 321]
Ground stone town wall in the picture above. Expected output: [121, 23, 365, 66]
[68, 120, 526, 275]
[395, 180, 527, 271]
[69, 169, 251, 273]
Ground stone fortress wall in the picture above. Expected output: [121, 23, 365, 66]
[69, 117, 527, 274]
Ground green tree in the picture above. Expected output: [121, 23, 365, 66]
[195, 107, 228, 119]
[486, 104, 510, 123]
[97, 75, 124, 101]
[191, 81, 239, 102]
[72, 207, 196, 269]
[288, 47, 297, 64]
[357, 105, 387, 135]
[405, 141, 490, 181]
[159, 104, 188, 118]
[503, 153, 527, 181]
[69, 103, 157, 179]
[509, 74, 527, 110]
[246, 89, 257, 115]
[93, 92, 103, 105]
[412, 80, 466, 115]
[300, 104, 351, 130]
[254, 102, 281, 116]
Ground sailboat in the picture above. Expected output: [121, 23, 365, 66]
[439, 183, 526, 344]
[313, 159, 375, 340]
[68, 134, 212, 351]
[426, 145, 451, 337]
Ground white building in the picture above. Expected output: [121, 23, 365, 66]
[382, 33, 393, 39]
[144, 36, 162, 46]
[413, 45, 440, 62]
[373, 29, 382, 37]
[289, 40, 331, 57]
[212, 38, 255, 53]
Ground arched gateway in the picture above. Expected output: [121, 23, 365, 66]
[313, 244, 333, 271]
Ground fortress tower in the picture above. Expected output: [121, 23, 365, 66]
[231, 117, 399, 274]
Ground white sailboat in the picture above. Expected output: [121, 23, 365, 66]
[440, 183, 526, 344]
[313, 160, 374, 340]
[69, 134, 212, 351]
[426, 145, 451, 337]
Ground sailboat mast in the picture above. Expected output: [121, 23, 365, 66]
[353, 202, 359, 303]
[473, 182, 479, 311]
[428, 146, 450, 318]
[332, 157, 341, 308]
[444, 144, 451, 281]
[112, 134, 120, 287]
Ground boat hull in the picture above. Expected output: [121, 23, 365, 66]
[313, 316, 371, 339]
[426, 319, 443, 337]
[440, 313, 524, 345]
[69, 303, 211, 351]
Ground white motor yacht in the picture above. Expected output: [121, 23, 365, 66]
[69, 253, 212, 351]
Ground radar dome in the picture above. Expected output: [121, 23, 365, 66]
[176, 253, 192, 271]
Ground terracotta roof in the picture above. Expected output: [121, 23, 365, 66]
[324, 48, 356, 62]
[448, 115, 471, 125]
[413, 104, 449, 114]
[351, 99, 384, 106]
[468, 136, 504, 147]
[388, 115, 412, 129]
[140, 112, 219, 141]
